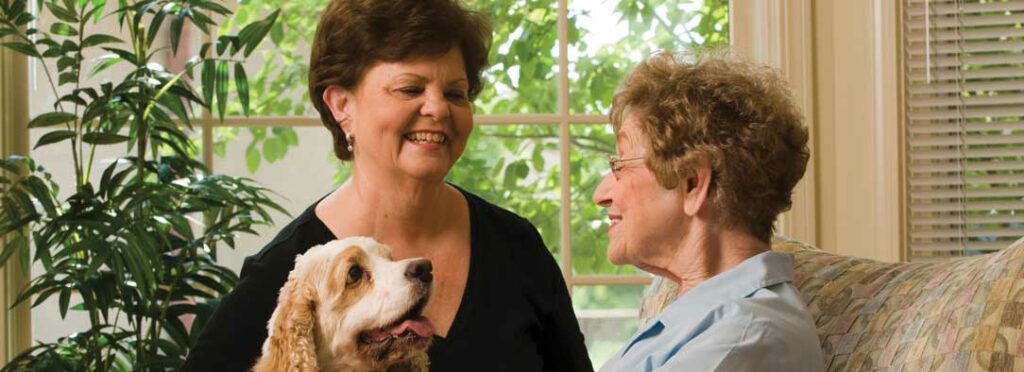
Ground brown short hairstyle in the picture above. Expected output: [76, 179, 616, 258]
[308, 0, 492, 160]
[611, 51, 809, 243]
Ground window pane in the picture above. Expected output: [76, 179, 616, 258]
[218, 0, 326, 117]
[570, 124, 639, 275]
[573, 285, 646, 368]
[448, 124, 562, 260]
[212, 125, 343, 272]
[568, 0, 729, 114]
[468, 0, 560, 114]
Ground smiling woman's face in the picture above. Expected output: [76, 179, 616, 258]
[334, 47, 473, 182]
[592, 111, 688, 269]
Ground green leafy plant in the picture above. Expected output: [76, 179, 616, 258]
[0, 0, 282, 369]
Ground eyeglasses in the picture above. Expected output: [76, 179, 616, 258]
[607, 155, 645, 180]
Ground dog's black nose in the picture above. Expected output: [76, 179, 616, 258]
[405, 259, 433, 284]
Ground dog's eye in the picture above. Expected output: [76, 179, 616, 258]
[347, 265, 364, 284]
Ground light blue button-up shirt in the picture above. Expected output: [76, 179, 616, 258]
[601, 251, 825, 372]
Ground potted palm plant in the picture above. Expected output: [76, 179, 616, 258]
[0, 0, 282, 369]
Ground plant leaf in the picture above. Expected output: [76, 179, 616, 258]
[216, 60, 228, 121]
[234, 62, 249, 116]
[44, 2, 79, 23]
[50, 23, 77, 37]
[245, 142, 260, 173]
[242, 9, 279, 57]
[1, 42, 40, 58]
[201, 59, 215, 108]
[170, 13, 184, 55]
[12, 12, 34, 26]
[262, 137, 284, 162]
[101, 47, 138, 66]
[280, 128, 298, 146]
[82, 132, 129, 145]
[58, 288, 71, 318]
[58, 71, 77, 85]
[8, 0, 27, 17]
[0, 234, 27, 268]
[33, 130, 76, 149]
[29, 112, 77, 128]
[82, 34, 121, 48]
[56, 56, 76, 72]
[89, 54, 122, 77]
[22, 176, 57, 216]
[147, 8, 168, 45]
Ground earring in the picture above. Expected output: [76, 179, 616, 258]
[345, 132, 354, 152]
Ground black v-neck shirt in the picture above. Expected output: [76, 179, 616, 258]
[181, 189, 593, 372]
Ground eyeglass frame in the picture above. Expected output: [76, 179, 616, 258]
[607, 155, 646, 180]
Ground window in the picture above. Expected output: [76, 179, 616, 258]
[902, 0, 1024, 261]
[26, 0, 729, 366]
[209, 0, 728, 366]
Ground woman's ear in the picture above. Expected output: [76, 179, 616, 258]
[253, 275, 319, 372]
[683, 156, 713, 217]
[323, 85, 355, 134]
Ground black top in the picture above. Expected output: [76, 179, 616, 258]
[182, 189, 593, 372]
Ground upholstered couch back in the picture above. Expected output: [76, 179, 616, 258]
[639, 237, 1024, 371]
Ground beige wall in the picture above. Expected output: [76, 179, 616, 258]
[813, 0, 903, 262]
[732, 0, 904, 262]
[0, 46, 32, 364]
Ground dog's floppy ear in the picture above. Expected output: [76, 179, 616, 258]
[253, 277, 319, 372]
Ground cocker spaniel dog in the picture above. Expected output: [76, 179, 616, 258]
[252, 237, 435, 372]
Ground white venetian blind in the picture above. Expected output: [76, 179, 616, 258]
[903, 0, 1024, 261]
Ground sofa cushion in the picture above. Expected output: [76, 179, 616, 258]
[781, 237, 1024, 371]
[639, 237, 1024, 371]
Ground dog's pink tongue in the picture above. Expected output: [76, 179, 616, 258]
[388, 316, 435, 337]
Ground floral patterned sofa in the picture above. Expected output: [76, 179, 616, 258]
[639, 236, 1024, 371]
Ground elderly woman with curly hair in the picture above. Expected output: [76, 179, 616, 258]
[594, 51, 824, 371]
[181, 0, 592, 370]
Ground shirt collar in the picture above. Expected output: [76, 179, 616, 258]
[659, 251, 793, 326]
[622, 251, 795, 353]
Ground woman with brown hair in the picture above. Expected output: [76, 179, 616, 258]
[593, 51, 824, 371]
[182, 0, 591, 370]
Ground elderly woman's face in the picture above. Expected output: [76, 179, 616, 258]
[592, 112, 688, 269]
[340, 47, 473, 181]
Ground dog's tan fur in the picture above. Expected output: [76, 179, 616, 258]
[252, 238, 431, 372]
[252, 275, 319, 372]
